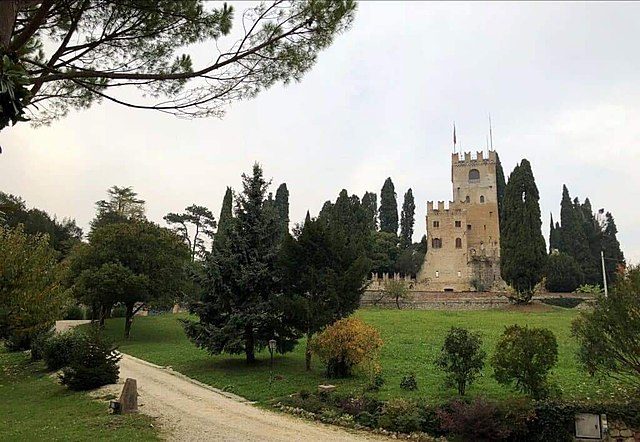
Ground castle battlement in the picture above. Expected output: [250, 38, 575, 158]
[427, 200, 465, 214]
[452, 150, 497, 166]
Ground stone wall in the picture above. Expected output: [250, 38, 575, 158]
[605, 420, 639, 442]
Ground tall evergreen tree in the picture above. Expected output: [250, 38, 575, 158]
[217, 187, 233, 238]
[495, 152, 507, 224]
[183, 164, 298, 364]
[274, 183, 290, 236]
[361, 191, 378, 231]
[91, 186, 146, 233]
[379, 178, 398, 234]
[400, 188, 416, 248]
[500, 159, 547, 301]
[601, 212, 625, 285]
[549, 213, 561, 253]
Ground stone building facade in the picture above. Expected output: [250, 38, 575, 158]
[416, 150, 503, 291]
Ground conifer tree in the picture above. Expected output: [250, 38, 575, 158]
[183, 164, 298, 364]
[379, 178, 398, 234]
[500, 159, 547, 301]
[361, 191, 378, 231]
[549, 213, 561, 253]
[275, 183, 290, 235]
[400, 188, 416, 248]
[217, 187, 233, 237]
[601, 212, 625, 284]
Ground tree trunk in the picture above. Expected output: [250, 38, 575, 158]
[395, 295, 400, 309]
[305, 330, 313, 371]
[0, 1, 18, 48]
[244, 326, 255, 364]
[124, 302, 135, 339]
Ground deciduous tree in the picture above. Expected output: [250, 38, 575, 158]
[435, 327, 486, 395]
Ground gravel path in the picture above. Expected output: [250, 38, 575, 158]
[54, 320, 389, 441]
[111, 354, 389, 442]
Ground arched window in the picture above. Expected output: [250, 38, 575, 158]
[432, 238, 442, 249]
[480, 195, 485, 203]
[455, 238, 462, 249]
[465, 196, 470, 203]
[469, 169, 480, 182]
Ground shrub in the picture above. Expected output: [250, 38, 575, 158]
[400, 373, 418, 391]
[435, 326, 486, 395]
[541, 297, 583, 309]
[59, 327, 121, 390]
[438, 397, 511, 442]
[491, 325, 558, 399]
[378, 398, 423, 433]
[312, 317, 383, 378]
[30, 328, 54, 361]
[43, 330, 83, 371]
[63, 304, 86, 320]
[572, 265, 640, 387]
[366, 371, 385, 392]
[575, 283, 603, 294]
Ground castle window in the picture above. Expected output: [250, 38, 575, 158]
[465, 196, 470, 203]
[457, 271, 462, 277]
[484, 224, 487, 231]
[480, 195, 485, 203]
[432, 238, 442, 249]
[489, 211, 493, 217]
[467, 224, 472, 231]
[433, 220, 439, 228]
[435, 271, 439, 278]
[469, 169, 480, 182]
[455, 238, 462, 248]
[455, 220, 461, 228]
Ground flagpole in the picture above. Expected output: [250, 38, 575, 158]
[453, 121, 457, 154]
[489, 113, 494, 151]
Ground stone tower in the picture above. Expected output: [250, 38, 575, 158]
[417, 150, 502, 291]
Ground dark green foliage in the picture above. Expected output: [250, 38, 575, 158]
[399, 188, 415, 248]
[379, 178, 398, 234]
[90, 186, 146, 233]
[59, 328, 121, 391]
[184, 163, 298, 363]
[2, 1, 357, 132]
[435, 327, 486, 395]
[495, 152, 506, 225]
[30, 328, 54, 361]
[549, 213, 561, 252]
[540, 297, 584, 309]
[545, 252, 583, 292]
[0, 191, 82, 259]
[438, 397, 511, 442]
[491, 325, 558, 399]
[68, 218, 190, 338]
[361, 191, 378, 231]
[393, 243, 426, 277]
[217, 187, 233, 237]
[500, 159, 547, 301]
[369, 231, 400, 275]
[279, 194, 371, 369]
[572, 265, 640, 388]
[400, 373, 418, 391]
[63, 304, 87, 320]
[164, 204, 216, 261]
[551, 186, 625, 286]
[274, 183, 290, 237]
[43, 330, 84, 371]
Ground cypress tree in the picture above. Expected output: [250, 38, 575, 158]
[400, 188, 415, 248]
[379, 177, 398, 234]
[361, 191, 378, 231]
[500, 159, 547, 301]
[275, 183, 290, 235]
[217, 187, 233, 237]
[602, 212, 625, 284]
[549, 213, 561, 253]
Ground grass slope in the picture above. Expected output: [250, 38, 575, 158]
[102, 306, 623, 404]
[0, 350, 158, 442]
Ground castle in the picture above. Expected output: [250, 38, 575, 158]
[416, 150, 503, 291]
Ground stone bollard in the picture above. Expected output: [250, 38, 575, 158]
[118, 378, 138, 413]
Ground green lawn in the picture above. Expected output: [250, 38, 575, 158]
[0, 350, 159, 442]
[101, 306, 625, 404]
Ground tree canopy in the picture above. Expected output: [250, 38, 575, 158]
[399, 188, 415, 248]
[0, 0, 356, 132]
[164, 204, 216, 261]
[379, 177, 398, 234]
[500, 159, 546, 301]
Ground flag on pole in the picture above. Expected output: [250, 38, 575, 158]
[453, 122, 457, 151]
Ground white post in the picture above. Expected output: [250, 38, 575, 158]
[601, 250, 608, 297]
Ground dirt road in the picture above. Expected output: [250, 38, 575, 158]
[111, 354, 388, 442]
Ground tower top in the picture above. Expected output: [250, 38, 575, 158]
[452, 150, 497, 166]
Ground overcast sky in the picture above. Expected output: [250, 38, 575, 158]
[1, 1, 638, 264]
